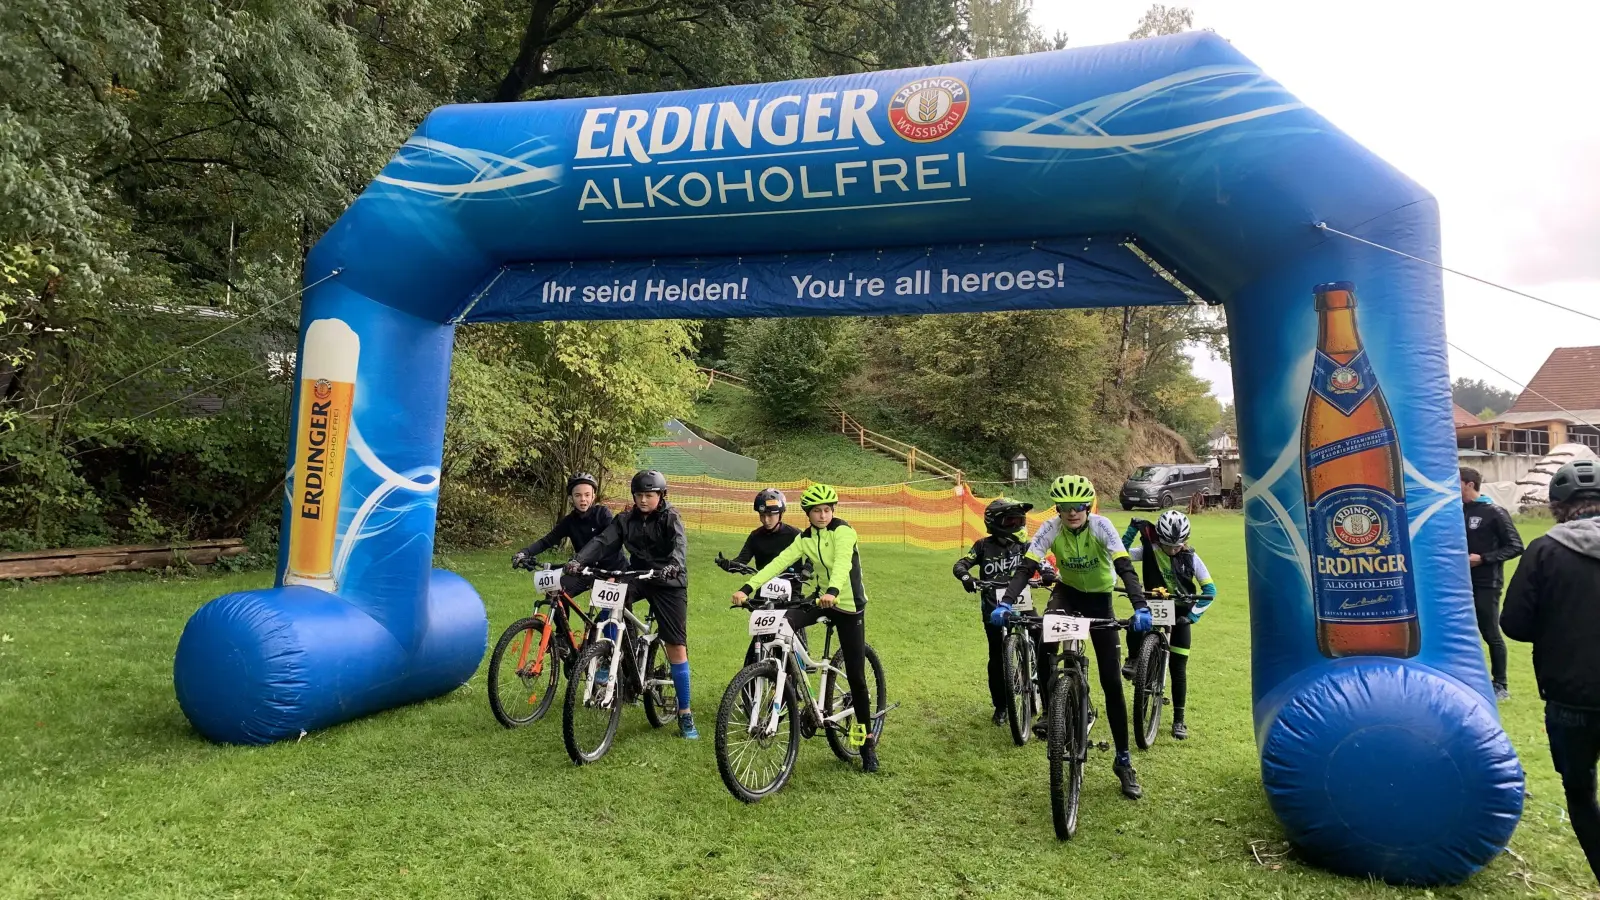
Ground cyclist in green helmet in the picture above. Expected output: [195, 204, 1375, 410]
[731, 483, 880, 773]
[1001, 474, 1151, 799]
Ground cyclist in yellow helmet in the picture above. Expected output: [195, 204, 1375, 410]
[731, 483, 880, 773]
[1000, 474, 1151, 799]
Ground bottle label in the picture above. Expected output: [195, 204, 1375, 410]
[1311, 350, 1379, 416]
[1305, 427, 1396, 468]
[1308, 484, 1417, 623]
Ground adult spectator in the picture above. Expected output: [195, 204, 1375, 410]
[1503, 459, 1600, 883]
[1460, 466, 1522, 700]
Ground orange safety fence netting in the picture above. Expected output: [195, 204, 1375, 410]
[609, 475, 1070, 552]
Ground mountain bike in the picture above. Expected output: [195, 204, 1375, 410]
[560, 567, 679, 765]
[1119, 588, 1198, 750]
[979, 577, 1043, 747]
[1008, 608, 1127, 840]
[488, 564, 596, 728]
[713, 576, 893, 803]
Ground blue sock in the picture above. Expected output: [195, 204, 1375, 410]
[670, 661, 691, 713]
[1116, 750, 1131, 767]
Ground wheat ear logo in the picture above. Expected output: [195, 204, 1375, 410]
[888, 77, 969, 143]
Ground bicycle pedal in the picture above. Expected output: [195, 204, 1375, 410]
[1095, 741, 1111, 752]
[847, 723, 868, 748]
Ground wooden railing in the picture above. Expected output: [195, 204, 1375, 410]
[695, 366, 963, 484]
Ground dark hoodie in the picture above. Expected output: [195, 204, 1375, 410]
[518, 504, 626, 571]
[1503, 517, 1600, 709]
[573, 499, 689, 588]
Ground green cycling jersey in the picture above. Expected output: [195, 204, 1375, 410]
[1024, 513, 1131, 593]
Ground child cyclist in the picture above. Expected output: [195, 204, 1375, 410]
[511, 472, 624, 598]
[719, 488, 809, 665]
[953, 498, 1034, 726]
[568, 470, 698, 739]
[998, 475, 1152, 799]
[730, 484, 880, 773]
[1120, 510, 1217, 740]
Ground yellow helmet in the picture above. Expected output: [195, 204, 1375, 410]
[1049, 474, 1096, 505]
[800, 483, 840, 509]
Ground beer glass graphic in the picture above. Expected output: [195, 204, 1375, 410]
[285, 318, 360, 591]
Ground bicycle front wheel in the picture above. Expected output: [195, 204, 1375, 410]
[1133, 636, 1168, 751]
[823, 644, 886, 764]
[1048, 672, 1086, 840]
[562, 638, 623, 765]
[488, 616, 559, 728]
[1002, 632, 1030, 747]
[715, 660, 799, 803]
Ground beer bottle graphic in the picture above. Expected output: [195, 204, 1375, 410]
[1301, 281, 1419, 658]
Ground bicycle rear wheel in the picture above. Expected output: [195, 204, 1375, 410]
[715, 660, 800, 803]
[1002, 632, 1030, 746]
[823, 644, 886, 764]
[643, 638, 678, 728]
[1133, 636, 1168, 751]
[1048, 672, 1086, 840]
[488, 616, 559, 728]
[562, 638, 623, 765]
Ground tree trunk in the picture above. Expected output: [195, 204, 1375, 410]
[494, 0, 563, 103]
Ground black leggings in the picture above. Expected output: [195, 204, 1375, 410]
[1547, 703, 1600, 884]
[1037, 587, 1130, 754]
[1128, 618, 1192, 711]
[788, 605, 873, 733]
[981, 602, 1008, 710]
[1474, 585, 1509, 686]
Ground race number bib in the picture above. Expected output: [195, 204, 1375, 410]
[749, 609, 790, 637]
[996, 586, 1033, 612]
[591, 580, 628, 610]
[759, 578, 793, 602]
[534, 569, 563, 593]
[1042, 614, 1090, 644]
[1149, 598, 1175, 627]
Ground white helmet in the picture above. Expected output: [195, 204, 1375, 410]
[1156, 510, 1191, 546]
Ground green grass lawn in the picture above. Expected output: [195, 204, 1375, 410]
[0, 513, 1591, 899]
[689, 383, 914, 485]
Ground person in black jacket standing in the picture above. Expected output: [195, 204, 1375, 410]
[720, 488, 807, 666]
[1503, 459, 1600, 883]
[1460, 467, 1524, 700]
[511, 473, 624, 598]
[569, 470, 697, 739]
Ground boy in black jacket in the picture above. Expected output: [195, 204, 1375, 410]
[953, 498, 1034, 726]
[720, 488, 808, 665]
[1460, 466, 1524, 700]
[1504, 459, 1600, 884]
[511, 473, 623, 598]
[570, 470, 697, 738]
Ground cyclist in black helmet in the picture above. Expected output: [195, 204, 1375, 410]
[720, 488, 810, 666]
[511, 472, 622, 600]
[953, 497, 1035, 726]
[570, 470, 698, 739]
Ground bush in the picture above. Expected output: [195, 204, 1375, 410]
[730, 317, 861, 425]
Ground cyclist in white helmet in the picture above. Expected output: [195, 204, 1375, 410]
[1121, 509, 1218, 740]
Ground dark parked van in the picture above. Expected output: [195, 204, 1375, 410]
[1119, 464, 1214, 510]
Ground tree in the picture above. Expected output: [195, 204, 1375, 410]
[1129, 4, 1194, 40]
[961, 0, 1065, 59]
[1452, 377, 1517, 418]
[731, 318, 861, 426]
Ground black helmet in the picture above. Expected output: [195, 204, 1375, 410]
[984, 498, 1033, 536]
[1549, 459, 1600, 503]
[630, 469, 669, 496]
[566, 472, 599, 494]
[754, 488, 787, 516]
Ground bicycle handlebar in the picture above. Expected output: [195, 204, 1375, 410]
[579, 566, 661, 580]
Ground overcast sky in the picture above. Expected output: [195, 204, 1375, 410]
[1031, 0, 1600, 404]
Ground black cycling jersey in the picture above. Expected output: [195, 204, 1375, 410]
[732, 523, 801, 570]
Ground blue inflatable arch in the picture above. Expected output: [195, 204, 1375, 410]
[174, 32, 1523, 884]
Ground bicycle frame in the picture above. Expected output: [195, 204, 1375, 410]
[515, 569, 596, 678]
[747, 610, 858, 737]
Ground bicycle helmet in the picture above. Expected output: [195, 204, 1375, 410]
[984, 498, 1033, 536]
[1048, 474, 1096, 505]
[1155, 509, 1191, 546]
[754, 488, 788, 516]
[800, 483, 839, 509]
[566, 472, 599, 494]
[1549, 459, 1600, 503]
[630, 469, 669, 496]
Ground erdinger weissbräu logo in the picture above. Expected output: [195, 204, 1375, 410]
[312, 378, 333, 401]
[888, 77, 969, 143]
[1329, 503, 1384, 553]
[1328, 364, 1362, 395]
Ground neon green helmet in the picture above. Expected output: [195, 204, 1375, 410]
[1049, 474, 1096, 505]
[800, 483, 840, 509]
